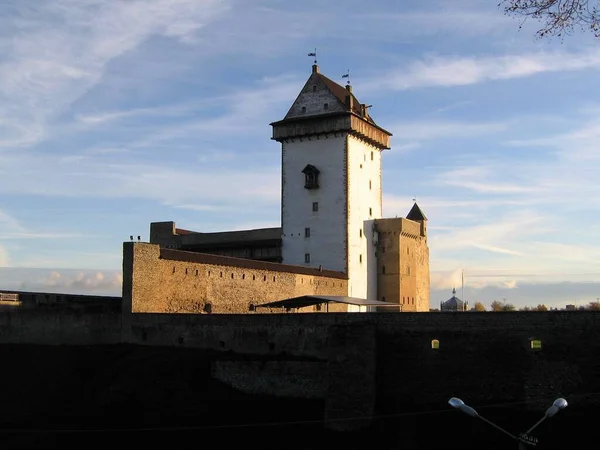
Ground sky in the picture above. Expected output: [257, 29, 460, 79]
[1, 0, 600, 310]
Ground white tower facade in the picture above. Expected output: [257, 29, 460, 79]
[271, 64, 392, 301]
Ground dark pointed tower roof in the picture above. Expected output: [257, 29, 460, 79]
[406, 202, 427, 221]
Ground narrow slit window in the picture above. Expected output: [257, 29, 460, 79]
[305, 227, 311, 238]
[305, 253, 311, 263]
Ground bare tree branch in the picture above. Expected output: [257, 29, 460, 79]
[499, 0, 600, 39]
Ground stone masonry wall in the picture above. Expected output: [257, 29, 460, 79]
[123, 242, 348, 314]
[415, 235, 430, 311]
[375, 218, 429, 311]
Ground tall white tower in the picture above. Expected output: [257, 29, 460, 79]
[270, 64, 392, 301]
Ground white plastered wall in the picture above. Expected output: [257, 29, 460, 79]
[346, 135, 383, 306]
[281, 135, 348, 277]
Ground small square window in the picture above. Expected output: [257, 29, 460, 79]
[305, 227, 311, 238]
[305, 253, 311, 263]
[324, 103, 328, 110]
[312, 202, 319, 212]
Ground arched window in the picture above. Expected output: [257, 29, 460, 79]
[431, 339, 440, 349]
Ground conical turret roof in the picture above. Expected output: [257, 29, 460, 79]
[406, 202, 427, 221]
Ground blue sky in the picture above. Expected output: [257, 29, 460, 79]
[1, 0, 600, 310]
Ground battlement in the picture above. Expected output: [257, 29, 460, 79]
[375, 217, 423, 239]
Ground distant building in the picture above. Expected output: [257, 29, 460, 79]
[440, 288, 468, 312]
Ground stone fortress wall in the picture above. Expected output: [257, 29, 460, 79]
[123, 242, 349, 314]
[375, 217, 430, 311]
[1, 301, 599, 440]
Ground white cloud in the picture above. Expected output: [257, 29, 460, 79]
[19, 270, 122, 295]
[0, 0, 229, 149]
[436, 166, 542, 194]
[507, 118, 600, 161]
[431, 267, 519, 291]
[130, 75, 301, 148]
[389, 120, 507, 141]
[430, 210, 544, 252]
[0, 152, 281, 209]
[0, 232, 85, 240]
[0, 245, 8, 266]
[368, 49, 600, 91]
[469, 242, 523, 256]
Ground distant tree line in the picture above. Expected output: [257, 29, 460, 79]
[466, 300, 600, 312]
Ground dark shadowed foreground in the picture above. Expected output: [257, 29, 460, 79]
[0, 343, 595, 450]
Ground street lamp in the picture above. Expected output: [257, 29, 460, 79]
[448, 397, 567, 449]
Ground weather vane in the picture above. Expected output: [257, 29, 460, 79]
[342, 69, 350, 85]
[308, 48, 317, 65]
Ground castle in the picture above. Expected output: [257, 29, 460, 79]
[124, 63, 430, 314]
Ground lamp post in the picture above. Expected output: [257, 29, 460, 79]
[448, 397, 567, 449]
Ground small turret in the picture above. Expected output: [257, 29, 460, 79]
[406, 202, 427, 238]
